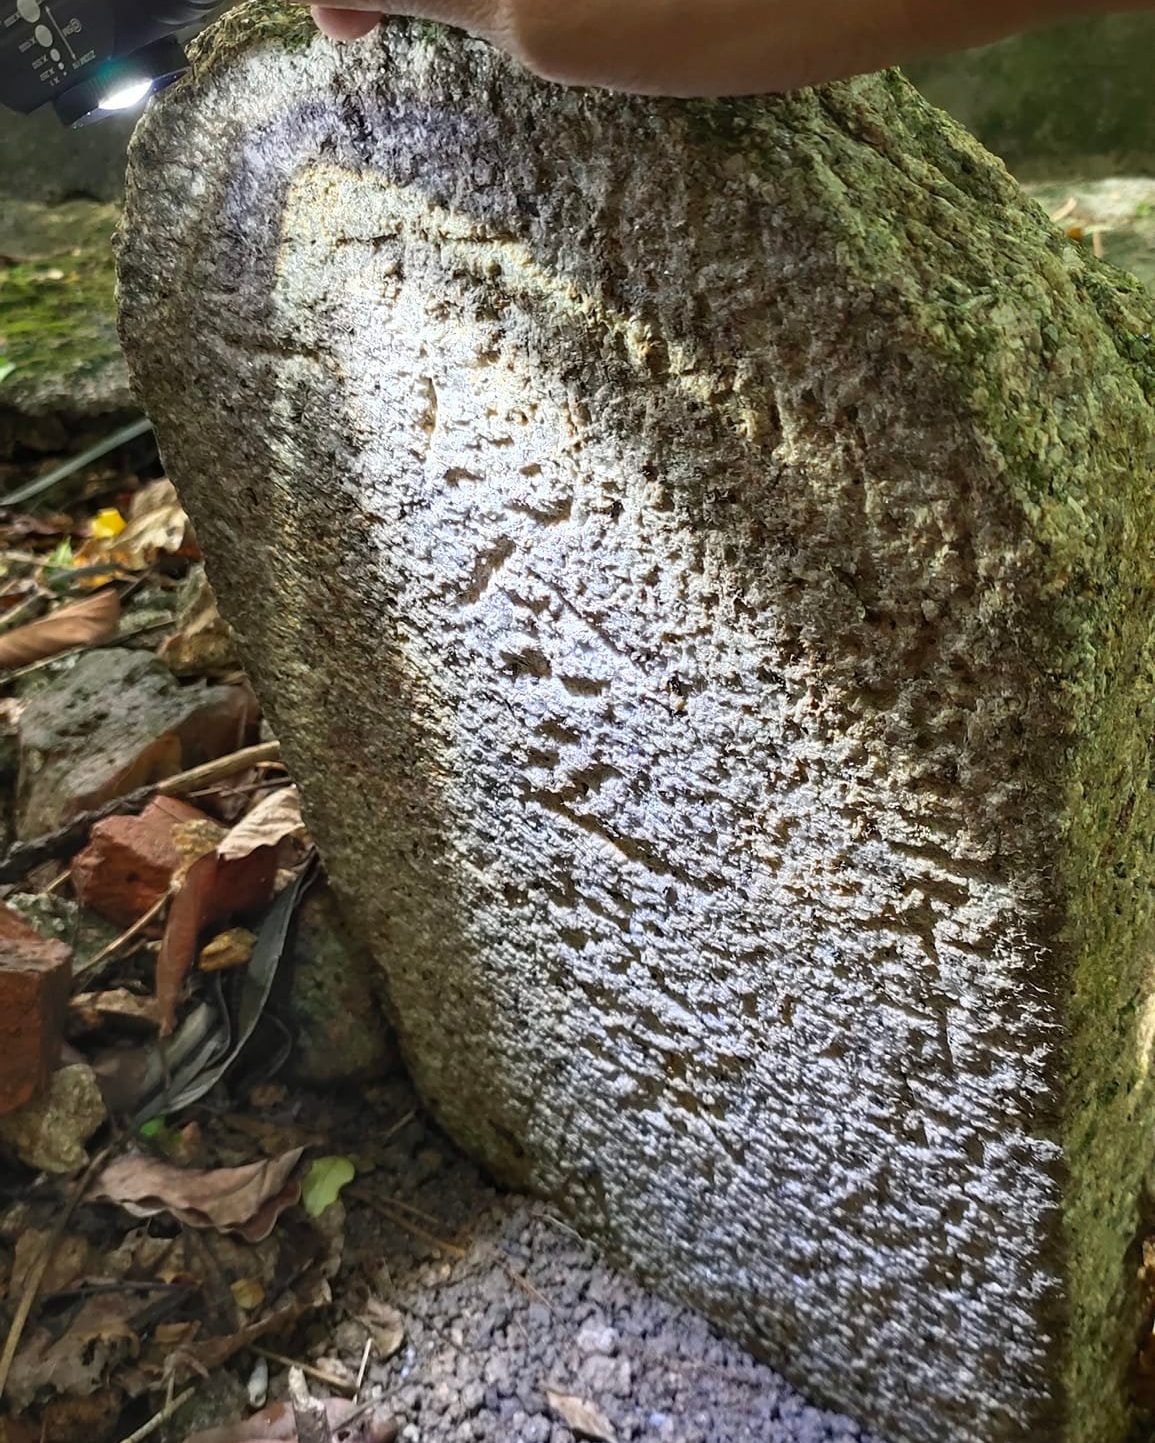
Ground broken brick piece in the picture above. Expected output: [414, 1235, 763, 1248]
[15, 649, 260, 840]
[71, 795, 210, 928]
[0, 903, 71, 1116]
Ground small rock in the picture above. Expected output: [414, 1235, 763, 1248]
[459, 1382, 485, 1415]
[575, 1323, 618, 1357]
[246, 1356, 269, 1409]
[578, 1354, 632, 1398]
[16, 649, 259, 839]
[483, 1356, 511, 1390]
[0, 1062, 105, 1172]
[160, 564, 240, 677]
[0, 199, 129, 423]
[4, 891, 118, 971]
[71, 794, 209, 927]
[0, 902, 71, 1115]
[199, 925, 257, 972]
[285, 885, 397, 1084]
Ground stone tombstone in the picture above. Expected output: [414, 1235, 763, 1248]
[117, 7, 1155, 1441]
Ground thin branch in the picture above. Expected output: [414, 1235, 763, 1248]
[0, 742, 282, 884]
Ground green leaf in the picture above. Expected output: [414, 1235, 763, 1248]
[301, 1155, 356, 1217]
[138, 1117, 167, 1138]
[44, 538, 73, 572]
[0, 361, 15, 385]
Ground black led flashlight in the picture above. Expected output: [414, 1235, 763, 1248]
[0, 0, 218, 127]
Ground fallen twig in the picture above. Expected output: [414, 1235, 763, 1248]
[116, 1384, 196, 1443]
[0, 741, 282, 884]
[255, 1348, 356, 1395]
[77, 892, 168, 978]
[289, 1365, 333, 1443]
[354, 1338, 373, 1398]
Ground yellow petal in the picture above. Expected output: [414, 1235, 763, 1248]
[90, 507, 126, 541]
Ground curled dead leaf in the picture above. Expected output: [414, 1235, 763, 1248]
[92, 1147, 305, 1242]
[73, 479, 197, 574]
[156, 829, 276, 1034]
[6, 1294, 141, 1410]
[218, 788, 307, 861]
[545, 1390, 618, 1443]
[0, 588, 119, 670]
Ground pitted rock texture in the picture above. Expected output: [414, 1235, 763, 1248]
[118, 10, 1155, 1443]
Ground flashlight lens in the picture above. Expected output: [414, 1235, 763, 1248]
[97, 79, 155, 112]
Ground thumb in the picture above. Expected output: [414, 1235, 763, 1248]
[307, 0, 499, 41]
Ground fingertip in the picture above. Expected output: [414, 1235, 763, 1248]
[310, 6, 381, 40]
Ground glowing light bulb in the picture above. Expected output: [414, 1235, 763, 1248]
[97, 78, 153, 112]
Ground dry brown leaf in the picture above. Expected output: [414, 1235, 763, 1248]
[183, 1398, 397, 1443]
[357, 1297, 406, 1361]
[74, 479, 197, 574]
[219, 788, 307, 861]
[156, 830, 276, 1034]
[545, 1390, 618, 1443]
[10, 1230, 92, 1297]
[153, 1321, 200, 1347]
[0, 588, 119, 670]
[6, 1294, 141, 1409]
[27, 1389, 123, 1443]
[92, 1147, 305, 1242]
[199, 926, 257, 974]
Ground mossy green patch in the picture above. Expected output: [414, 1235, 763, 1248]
[188, 0, 316, 71]
[907, 14, 1155, 180]
[682, 71, 1155, 1443]
[0, 199, 128, 416]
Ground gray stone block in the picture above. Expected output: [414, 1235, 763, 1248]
[116, 9, 1155, 1442]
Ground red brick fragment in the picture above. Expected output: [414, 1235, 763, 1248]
[71, 795, 210, 928]
[0, 904, 71, 1116]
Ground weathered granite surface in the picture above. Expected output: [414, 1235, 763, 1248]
[117, 9, 1155, 1442]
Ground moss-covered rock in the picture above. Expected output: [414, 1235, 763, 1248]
[283, 885, 398, 1085]
[0, 198, 130, 422]
[118, 9, 1155, 1443]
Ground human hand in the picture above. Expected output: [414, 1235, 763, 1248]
[303, 0, 1153, 97]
